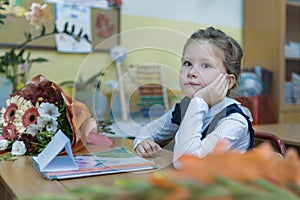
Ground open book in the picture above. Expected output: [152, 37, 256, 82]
[32, 147, 156, 180]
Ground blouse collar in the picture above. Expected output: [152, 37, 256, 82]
[207, 97, 241, 118]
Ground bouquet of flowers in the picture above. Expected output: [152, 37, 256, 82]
[0, 75, 96, 157]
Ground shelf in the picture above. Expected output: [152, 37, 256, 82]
[287, 1, 300, 7]
[286, 56, 300, 61]
[244, 0, 300, 123]
[280, 104, 300, 112]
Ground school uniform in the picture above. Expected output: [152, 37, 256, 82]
[133, 96, 254, 167]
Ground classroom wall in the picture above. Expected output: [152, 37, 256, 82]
[120, 0, 243, 91]
[0, 0, 243, 92]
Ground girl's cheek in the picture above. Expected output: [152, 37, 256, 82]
[179, 69, 187, 78]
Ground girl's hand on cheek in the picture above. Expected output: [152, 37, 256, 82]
[193, 74, 229, 107]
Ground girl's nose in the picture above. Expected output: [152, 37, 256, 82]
[187, 67, 198, 78]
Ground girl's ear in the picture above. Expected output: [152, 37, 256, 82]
[227, 74, 236, 90]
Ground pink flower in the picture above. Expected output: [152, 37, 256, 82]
[21, 60, 29, 72]
[2, 123, 19, 141]
[3, 103, 18, 123]
[24, 3, 51, 29]
[22, 107, 39, 127]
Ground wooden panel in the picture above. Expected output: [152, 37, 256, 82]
[279, 112, 300, 123]
[286, 4, 300, 42]
[243, 0, 282, 71]
[0, 177, 14, 200]
[243, 0, 284, 121]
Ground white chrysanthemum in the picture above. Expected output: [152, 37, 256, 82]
[38, 102, 60, 119]
[0, 139, 9, 151]
[37, 116, 58, 134]
[11, 141, 27, 156]
[26, 124, 42, 137]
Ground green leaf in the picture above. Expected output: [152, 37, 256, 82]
[70, 185, 115, 200]
[53, 23, 59, 34]
[0, 154, 17, 161]
[24, 31, 32, 40]
[177, 179, 230, 198]
[30, 58, 49, 63]
[71, 24, 75, 34]
[216, 177, 270, 200]
[83, 34, 91, 43]
[115, 179, 153, 192]
[77, 28, 83, 37]
[63, 22, 69, 32]
[40, 25, 46, 36]
[17, 48, 25, 59]
[253, 180, 299, 200]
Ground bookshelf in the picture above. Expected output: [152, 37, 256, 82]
[243, 0, 300, 123]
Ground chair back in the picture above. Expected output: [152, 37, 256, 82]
[254, 131, 286, 156]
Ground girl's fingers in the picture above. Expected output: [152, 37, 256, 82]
[211, 73, 227, 89]
[135, 146, 146, 156]
[147, 140, 162, 152]
[135, 139, 161, 157]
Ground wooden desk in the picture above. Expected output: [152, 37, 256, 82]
[254, 123, 300, 147]
[0, 156, 66, 200]
[0, 137, 173, 200]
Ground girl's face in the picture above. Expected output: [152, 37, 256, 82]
[179, 41, 228, 98]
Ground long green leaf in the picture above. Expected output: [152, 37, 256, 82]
[77, 28, 83, 37]
[71, 24, 75, 34]
[40, 25, 46, 36]
[63, 22, 69, 32]
[30, 58, 49, 63]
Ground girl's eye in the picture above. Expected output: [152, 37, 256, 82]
[182, 60, 192, 67]
[201, 63, 211, 68]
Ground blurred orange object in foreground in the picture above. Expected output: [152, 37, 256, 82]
[151, 141, 300, 187]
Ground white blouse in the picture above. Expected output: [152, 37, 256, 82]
[133, 97, 253, 168]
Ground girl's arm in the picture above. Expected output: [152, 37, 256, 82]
[133, 108, 179, 156]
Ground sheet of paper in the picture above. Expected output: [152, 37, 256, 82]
[33, 130, 78, 172]
[55, 3, 92, 53]
[45, 0, 109, 9]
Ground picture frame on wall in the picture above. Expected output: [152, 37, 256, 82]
[0, 0, 120, 52]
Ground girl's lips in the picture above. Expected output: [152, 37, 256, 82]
[185, 81, 199, 86]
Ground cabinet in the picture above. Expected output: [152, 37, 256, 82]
[244, 0, 300, 123]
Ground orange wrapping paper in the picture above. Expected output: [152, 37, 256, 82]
[13, 74, 113, 153]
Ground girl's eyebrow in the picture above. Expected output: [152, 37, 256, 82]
[181, 56, 192, 61]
